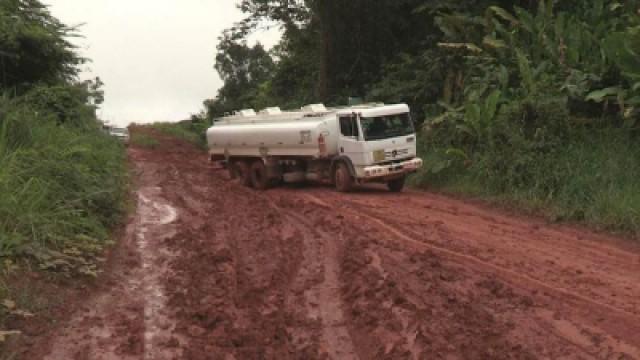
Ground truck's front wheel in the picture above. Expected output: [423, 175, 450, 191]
[387, 176, 406, 192]
[250, 160, 271, 190]
[334, 163, 354, 192]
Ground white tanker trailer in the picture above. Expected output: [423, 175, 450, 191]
[206, 103, 423, 192]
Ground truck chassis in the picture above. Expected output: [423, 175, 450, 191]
[218, 155, 419, 193]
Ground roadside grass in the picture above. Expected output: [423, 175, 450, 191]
[0, 99, 129, 346]
[0, 112, 128, 261]
[130, 132, 159, 149]
[0, 267, 81, 359]
[0, 270, 61, 327]
[412, 129, 640, 236]
[150, 120, 210, 148]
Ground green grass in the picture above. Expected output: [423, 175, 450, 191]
[0, 97, 128, 354]
[150, 119, 210, 148]
[0, 99, 128, 262]
[130, 132, 159, 148]
[413, 129, 640, 236]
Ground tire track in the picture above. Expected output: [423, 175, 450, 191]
[136, 187, 183, 360]
[308, 193, 639, 320]
[266, 197, 359, 360]
[34, 130, 640, 360]
[302, 191, 640, 358]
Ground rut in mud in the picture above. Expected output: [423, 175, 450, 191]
[26, 130, 640, 360]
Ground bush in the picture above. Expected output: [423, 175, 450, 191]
[150, 117, 211, 148]
[130, 132, 159, 148]
[0, 99, 128, 261]
[414, 126, 640, 235]
[540, 129, 640, 231]
[477, 97, 570, 192]
[19, 83, 102, 127]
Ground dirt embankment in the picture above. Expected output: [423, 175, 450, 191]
[19, 130, 640, 359]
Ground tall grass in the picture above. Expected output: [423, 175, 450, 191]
[413, 129, 640, 235]
[0, 99, 128, 258]
[150, 119, 210, 148]
[130, 132, 159, 149]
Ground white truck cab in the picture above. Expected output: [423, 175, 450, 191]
[334, 104, 422, 183]
[207, 103, 423, 192]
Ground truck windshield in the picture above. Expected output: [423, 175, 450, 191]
[360, 113, 414, 141]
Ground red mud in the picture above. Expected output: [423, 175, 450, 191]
[19, 129, 640, 359]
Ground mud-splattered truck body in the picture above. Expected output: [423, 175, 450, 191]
[207, 103, 423, 192]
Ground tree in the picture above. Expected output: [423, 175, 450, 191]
[205, 31, 275, 118]
[0, 0, 83, 92]
[231, 0, 433, 103]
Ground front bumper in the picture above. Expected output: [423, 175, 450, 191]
[359, 157, 423, 179]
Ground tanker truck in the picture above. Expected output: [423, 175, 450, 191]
[206, 103, 423, 192]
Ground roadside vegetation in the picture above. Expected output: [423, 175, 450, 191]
[202, 0, 640, 236]
[149, 117, 210, 148]
[0, 98, 127, 266]
[0, 0, 128, 346]
[130, 131, 160, 149]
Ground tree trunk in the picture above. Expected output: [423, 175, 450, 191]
[315, 1, 332, 102]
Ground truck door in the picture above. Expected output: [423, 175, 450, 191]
[339, 115, 366, 166]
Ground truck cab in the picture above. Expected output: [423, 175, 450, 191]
[333, 104, 423, 192]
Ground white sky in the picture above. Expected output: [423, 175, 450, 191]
[46, 1, 281, 126]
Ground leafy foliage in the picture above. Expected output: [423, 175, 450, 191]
[0, 98, 128, 262]
[150, 117, 210, 149]
[129, 132, 159, 149]
[415, 1, 640, 172]
[0, 0, 84, 92]
[17, 78, 104, 127]
[0, 1, 128, 271]
[206, 0, 437, 116]
[405, 1, 640, 233]
[204, 31, 276, 118]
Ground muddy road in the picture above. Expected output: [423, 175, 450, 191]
[28, 131, 640, 359]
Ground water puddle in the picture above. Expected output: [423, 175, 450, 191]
[136, 187, 183, 359]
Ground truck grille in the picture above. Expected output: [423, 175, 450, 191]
[385, 148, 409, 159]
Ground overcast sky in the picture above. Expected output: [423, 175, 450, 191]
[46, 1, 281, 126]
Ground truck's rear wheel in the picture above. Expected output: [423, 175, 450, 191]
[387, 176, 406, 192]
[250, 160, 271, 190]
[226, 162, 237, 180]
[233, 161, 252, 187]
[334, 163, 354, 192]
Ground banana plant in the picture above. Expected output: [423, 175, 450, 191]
[604, 26, 640, 80]
[586, 85, 640, 127]
[589, 25, 640, 127]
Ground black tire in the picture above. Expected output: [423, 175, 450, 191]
[250, 160, 271, 190]
[234, 161, 252, 187]
[387, 176, 406, 192]
[226, 162, 237, 180]
[334, 162, 354, 192]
